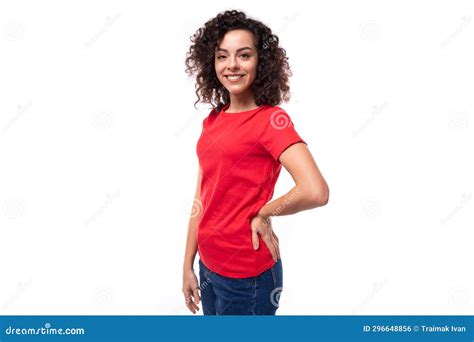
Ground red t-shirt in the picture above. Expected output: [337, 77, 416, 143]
[196, 103, 307, 278]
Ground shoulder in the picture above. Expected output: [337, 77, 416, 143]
[201, 107, 219, 127]
[257, 105, 295, 128]
[260, 105, 292, 117]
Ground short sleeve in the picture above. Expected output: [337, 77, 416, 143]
[200, 108, 216, 133]
[201, 116, 207, 133]
[259, 107, 307, 162]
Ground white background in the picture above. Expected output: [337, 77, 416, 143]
[0, 0, 473, 315]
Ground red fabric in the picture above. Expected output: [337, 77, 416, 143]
[196, 104, 307, 278]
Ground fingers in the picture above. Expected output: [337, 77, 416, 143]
[193, 287, 201, 305]
[185, 298, 199, 313]
[184, 294, 199, 313]
[182, 270, 201, 314]
[252, 229, 259, 250]
[252, 216, 280, 261]
[272, 231, 279, 243]
[272, 235, 280, 260]
[183, 289, 200, 314]
[262, 234, 278, 262]
[272, 231, 280, 259]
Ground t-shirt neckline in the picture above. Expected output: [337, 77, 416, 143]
[220, 103, 265, 116]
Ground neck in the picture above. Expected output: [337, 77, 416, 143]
[226, 90, 257, 113]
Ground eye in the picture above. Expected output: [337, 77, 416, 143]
[240, 54, 250, 59]
[217, 55, 226, 60]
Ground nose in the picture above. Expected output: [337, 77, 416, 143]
[227, 55, 239, 70]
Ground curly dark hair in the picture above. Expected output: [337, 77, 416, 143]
[185, 10, 292, 112]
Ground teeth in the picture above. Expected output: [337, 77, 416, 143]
[227, 75, 243, 80]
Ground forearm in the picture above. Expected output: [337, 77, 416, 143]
[258, 184, 328, 219]
[183, 217, 199, 271]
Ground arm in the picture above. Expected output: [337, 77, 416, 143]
[258, 142, 329, 218]
[183, 165, 202, 271]
[182, 165, 203, 314]
[250, 142, 329, 259]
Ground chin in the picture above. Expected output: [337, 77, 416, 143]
[226, 86, 250, 95]
[227, 89, 246, 95]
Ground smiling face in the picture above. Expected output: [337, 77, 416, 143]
[215, 29, 258, 97]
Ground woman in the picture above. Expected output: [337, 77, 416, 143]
[182, 10, 329, 315]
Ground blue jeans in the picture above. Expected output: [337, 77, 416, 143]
[198, 258, 283, 315]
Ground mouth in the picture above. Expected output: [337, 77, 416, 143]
[225, 74, 245, 81]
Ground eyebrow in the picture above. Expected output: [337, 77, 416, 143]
[216, 47, 253, 53]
